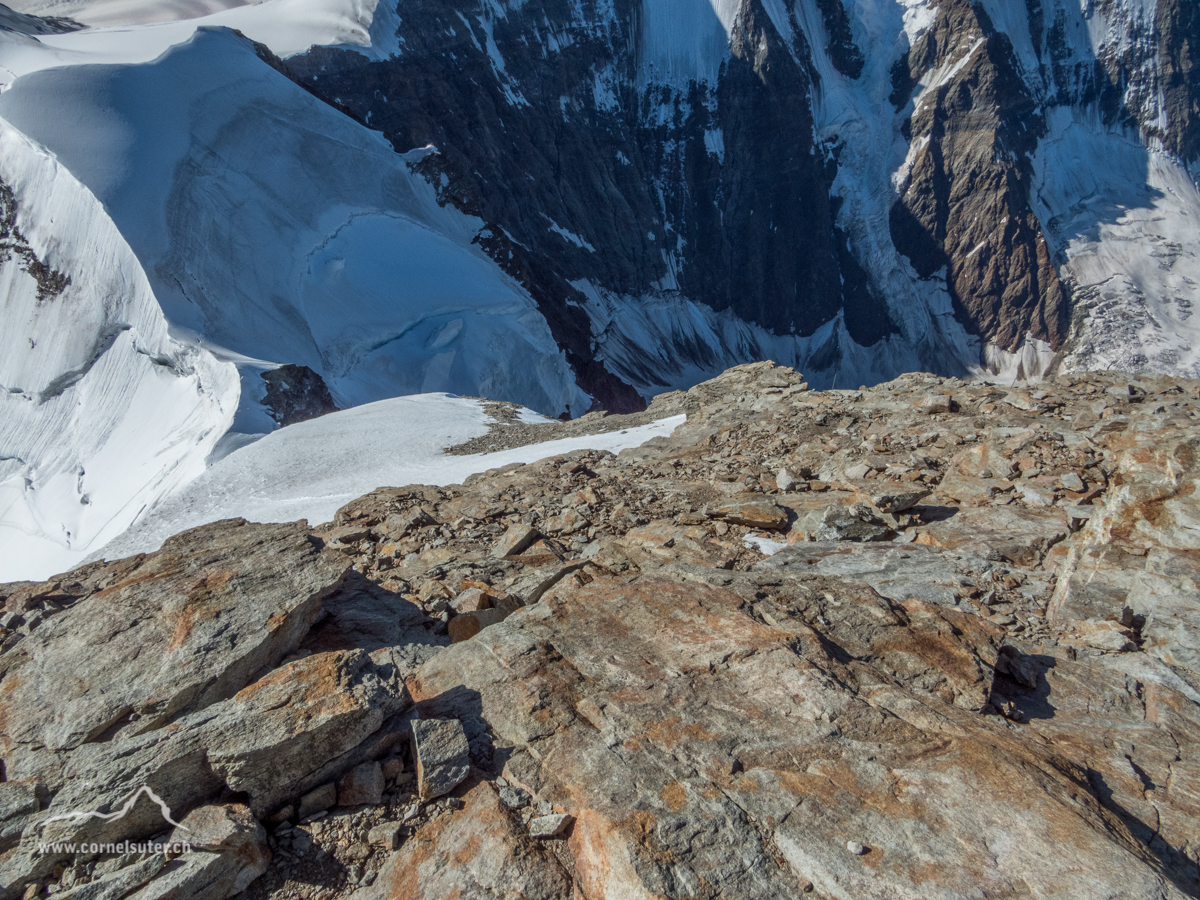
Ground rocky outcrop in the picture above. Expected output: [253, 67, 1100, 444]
[260, 365, 340, 427]
[3, 363, 1200, 899]
[0, 519, 349, 781]
[0, 5, 82, 38]
[408, 568, 1180, 898]
[359, 782, 572, 900]
[0, 179, 70, 304]
[0, 521, 428, 899]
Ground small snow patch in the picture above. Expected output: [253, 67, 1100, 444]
[745, 533, 787, 556]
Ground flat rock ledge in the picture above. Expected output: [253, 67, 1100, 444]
[2, 362, 1199, 900]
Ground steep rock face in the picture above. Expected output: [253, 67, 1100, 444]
[889, 0, 1069, 351]
[1157, 0, 1200, 160]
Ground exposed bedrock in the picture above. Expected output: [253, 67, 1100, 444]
[3, 363, 1200, 898]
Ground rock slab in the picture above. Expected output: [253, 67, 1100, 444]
[409, 719, 470, 801]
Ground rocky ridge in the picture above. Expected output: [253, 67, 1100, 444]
[2, 361, 1199, 899]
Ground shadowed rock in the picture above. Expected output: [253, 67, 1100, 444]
[0, 519, 349, 780]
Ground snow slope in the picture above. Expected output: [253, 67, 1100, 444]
[89, 395, 686, 564]
[0, 116, 237, 581]
[0, 26, 588, 429]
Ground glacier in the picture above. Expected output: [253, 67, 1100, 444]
[0, 26, 589, 431]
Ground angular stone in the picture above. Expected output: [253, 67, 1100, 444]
[447, 608, 507, 643]
[1017, 482, 1056, 507]
[859, 484, 930, 514]
[776, 469, 798, 492]
[616, 521, 730, 570]
[543, 509, 588, 535]
[409, 719, 470, 801]
[918, 394, 955, 414]
[1064, 619, 1137, 653]
[491, 524, 540, 559]
[379, 507, 436, 540]
[758, 542, 1052, 611]
[507, 562, 587, 605]
[814, 504, 892, 542]
[1059, 472, 1085, 492]
[368, 821, 404, 850]
[323, 524, 373, 547]
[506, 537, 565, 566]
[338, 762, 384, 806]
[171, 803, 264, 855]
[498, 786, 530, 809]
[451, 588, 492, 613]
[915, 505, 1067, 568]
[298, 783, 336, 819]
[706, 497, 790, 531]
[528, 813, 573, 838]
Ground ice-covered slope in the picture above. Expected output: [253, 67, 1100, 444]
[89, 395, 686, 563]
[0, 26, 588, 430]
[1033, 107, 1200, 380]
[0, 117, 237, 581]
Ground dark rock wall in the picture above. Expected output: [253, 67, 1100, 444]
[889, 0, 1069, 352]
[1157, 0, 1200, 160]
[261, 364, 340, 427]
